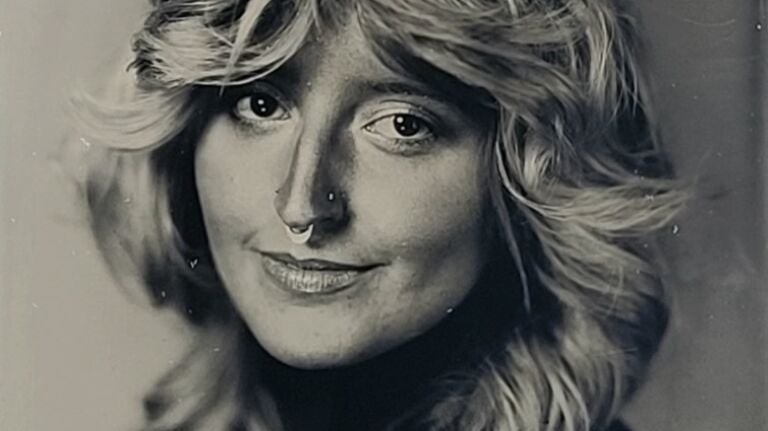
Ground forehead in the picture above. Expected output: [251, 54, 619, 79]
[260, 12, 493, 118]
[279, 16, 397, 84]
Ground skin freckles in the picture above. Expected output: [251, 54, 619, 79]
[194, 18, 491, 369]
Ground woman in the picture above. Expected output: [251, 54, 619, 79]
[72, 0, 684, 429]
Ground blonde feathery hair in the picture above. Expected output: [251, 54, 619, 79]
[71, 0, 685, 430]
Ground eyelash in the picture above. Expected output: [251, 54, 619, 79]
[362, 108, 439, 155]
[226, 86, 291, 131]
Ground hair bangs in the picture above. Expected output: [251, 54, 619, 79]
[355, 0, 585, 117]
[133, 0, 316, 88]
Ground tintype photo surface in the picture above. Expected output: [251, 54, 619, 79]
[1, 1, 766, 430]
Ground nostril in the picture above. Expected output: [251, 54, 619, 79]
[272, 144, 349, 238]
[274, 188, 349, 245]
[273, 188, 311, 228]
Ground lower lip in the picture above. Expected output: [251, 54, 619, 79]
[260, 255, 372, 295]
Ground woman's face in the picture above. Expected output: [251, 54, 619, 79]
[195, 19, 490, 368]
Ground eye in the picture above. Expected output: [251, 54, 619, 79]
[232, 91, 290, 123]
[364, 113, 435, 142]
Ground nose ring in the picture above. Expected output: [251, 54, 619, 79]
[285, 224, 314, 245]
[280, 190, 338, 244]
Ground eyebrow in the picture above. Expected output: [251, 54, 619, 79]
[358, 78, 496, 127]
[251, 62, 492, 121]
[256, 55, 465, 106]
[364, 80, 452, 104]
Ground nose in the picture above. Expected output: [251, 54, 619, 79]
[273, 132, 348, 239]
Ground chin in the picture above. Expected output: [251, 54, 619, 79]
[249, 322, 389, 369]
[260, 341, 377, 370]
[240, 303, 415, 370]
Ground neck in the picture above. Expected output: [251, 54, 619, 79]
[239, 262, 520, 431]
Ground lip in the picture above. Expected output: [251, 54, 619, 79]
[260, 252, 379, 295]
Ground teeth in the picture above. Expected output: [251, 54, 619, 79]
[262, 255, 362, 294]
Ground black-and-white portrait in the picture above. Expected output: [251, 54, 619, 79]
[2, 1, 766, 430]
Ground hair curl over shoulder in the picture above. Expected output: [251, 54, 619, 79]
[71, 1, 685, 430]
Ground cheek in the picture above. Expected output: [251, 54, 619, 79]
[354, 152, 488, 265]
[354, 162, 489, 352]
[193, 123, 280, 245]
[347, 148, 490, 333]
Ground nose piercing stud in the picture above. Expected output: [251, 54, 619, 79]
[285, 224, 313, 245]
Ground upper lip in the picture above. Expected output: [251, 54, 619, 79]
[261, 252, 379, 271]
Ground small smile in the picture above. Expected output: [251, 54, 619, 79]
[260, 252, 380, 295]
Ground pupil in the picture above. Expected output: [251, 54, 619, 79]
[251, 94, 278, 117]
[393, 115, 422, 137]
